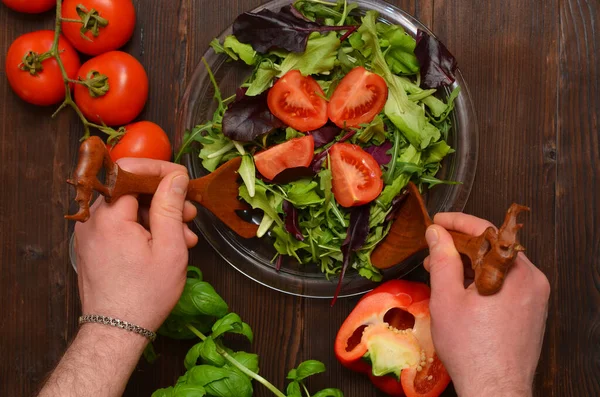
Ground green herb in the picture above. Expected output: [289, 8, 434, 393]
[151, 268, 342, 397]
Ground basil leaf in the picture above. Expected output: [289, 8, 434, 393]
[211, 313, 254, 342]
[287, 360, 326, 381]
[171, 279, 229, 319]
[172, 384, 207, 397]
[313, 388, 345, 397]
[226, 351, 260, 378]
[187, 365, 253, 397]
[286, 381, 302, 397]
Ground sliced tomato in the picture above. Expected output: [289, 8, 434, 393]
[267, 70, 328, 132]
[254, 135, 315, 180]
[328, 66, 388, 128]
[330, 143, 383, 207]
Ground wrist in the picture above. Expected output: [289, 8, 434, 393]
[457, 382, 532, 397]
[78, 322, 149, 354]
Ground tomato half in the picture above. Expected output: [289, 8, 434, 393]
[61, 0, 136, 56]
[254, 135, 315, 180]
[107, 121, 172, 162]
[5, 31, 80, 106]
[2, 0, 55, 13]
[328, 66, 388, 128]
[74, 51, 148, 126]
[267, 70, 328, 132]
[330, 143, 383, 207]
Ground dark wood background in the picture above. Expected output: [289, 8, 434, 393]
[1, 0, 598, 396]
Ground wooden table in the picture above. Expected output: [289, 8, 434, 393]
[1, 1, 598, 396]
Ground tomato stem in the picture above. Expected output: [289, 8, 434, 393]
[60, 18, 84, 24]
[49, 0, 117, 140]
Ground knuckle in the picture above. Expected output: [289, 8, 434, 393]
[153, 201, 183, 221]
[535, 272, 551, 298]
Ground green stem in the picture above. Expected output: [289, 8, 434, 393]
[302, 382, 312, 397]
[185, 324, 287, 397]
[60, 17, 83, 23]
[49, 0, 118, 140]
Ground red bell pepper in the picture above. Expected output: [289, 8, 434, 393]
[334, 280, 450, 397]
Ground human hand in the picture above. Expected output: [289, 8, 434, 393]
[423, 213, 550, 397]
[74, 158, 199, 332]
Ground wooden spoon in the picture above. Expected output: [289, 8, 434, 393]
[65, 136, 258, 238]
[371, 182, 530, 295]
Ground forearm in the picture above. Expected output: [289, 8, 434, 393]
[38, 323, 147, 397]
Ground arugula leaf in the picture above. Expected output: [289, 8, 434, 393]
[199, 135, 234, 172]
[211, 36, 257, 65]
[285, 179, 323, 206]
[423, 140, 454, 164]
[239, 184, 284, 228]
[358, 11, 441, 149]
[272, 225, 309, 262]
[238, 154, 256, 198]
[377, 144, 421, 207]
[233, 5, 351, 54]
[279, 32, 341, 76]
[287, 360, 326, 381]
[187, 365, 253, 397]
[211, 313, 254, 342]
[246, 60, 281, 96]
[356, 115, 386, 144]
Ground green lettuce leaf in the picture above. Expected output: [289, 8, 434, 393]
[279, 32, 340, 76]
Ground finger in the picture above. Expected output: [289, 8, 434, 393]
[93, 194, 140, 223]
[425, 225, 465, 298]
[184, 224, 199, 248]
[138, 206, 150, 229]
[423, 256, 431, 272]
[433, 212, 495, 236]
[116, 158, 187, 178]
[183, 201, 198, 223]
[149, 171, 189, 251]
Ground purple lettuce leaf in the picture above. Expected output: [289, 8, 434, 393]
[414, 29, 458, 89]
[309, 124, 341, 148]
[233, 5, 353, 54]
[271, 166, 316, 184]
[364, 141, 393, 165]
[385, 188, 410, 222]
[282, 200, 304, 241]
[331, 205, 371, 306]
[222, 91, 284, 142]
[311, 149, 329, 172]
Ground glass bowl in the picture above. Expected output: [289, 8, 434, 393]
[175, 0, 478, 298]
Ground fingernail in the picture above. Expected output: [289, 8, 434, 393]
[425, 227, 439, 247]
[171, 174, 189, 195]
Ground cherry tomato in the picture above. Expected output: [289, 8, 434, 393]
[61, 0, 135, 56]
[328, 66, 388, 128]
[107, 121, 172, 161]
[254, 135, 315, 180]
[74, 51, 148, 126]
[2, 0, 55, 13]
[5, 31, 80, 106]
[267, 70, 328, 132]
[330, 143, 383, 207]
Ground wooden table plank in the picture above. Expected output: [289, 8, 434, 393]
[431, 0, 560, 395]
[557, 0, 600, 395]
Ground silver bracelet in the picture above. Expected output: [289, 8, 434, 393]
[79, 314, 157, 341]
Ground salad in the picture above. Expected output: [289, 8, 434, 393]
[178, 0, 460, 300]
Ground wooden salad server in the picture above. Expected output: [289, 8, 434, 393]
[371, 182, 530, 296]
[65, 136, 258, 238]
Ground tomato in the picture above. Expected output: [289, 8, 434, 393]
[254, 135, 315, 180]
[107, 121, 172, 161]
[5, 31, 80, 106]
[74, 51, 148, 126]
[329, 143, 383, 207]
[267, 70, 328, 132]
[61, 0, 135, 56]
[2, 0, 55, 13]
[328, 66, 388, 128]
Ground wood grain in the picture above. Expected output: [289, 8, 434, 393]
[0, 0, 598, 396]
[557, 0, 600, 395]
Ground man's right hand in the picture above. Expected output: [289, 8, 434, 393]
[423, 212, 550, 397]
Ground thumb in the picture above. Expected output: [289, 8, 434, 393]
[149, 171, 189, 252]
[425, 224, 465, 299]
